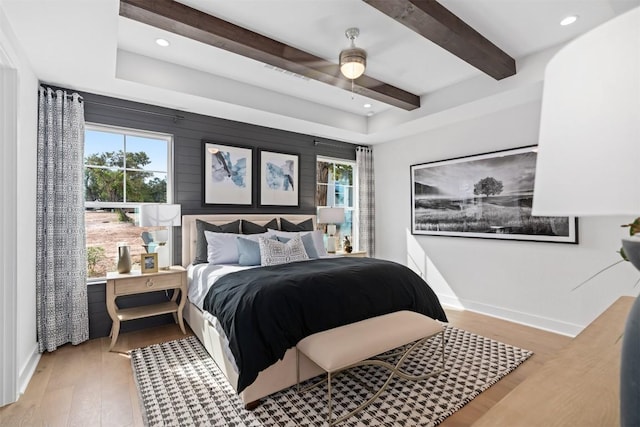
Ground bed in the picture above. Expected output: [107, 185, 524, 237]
[180, 214, 447, 407]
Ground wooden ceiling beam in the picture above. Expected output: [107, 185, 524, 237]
[119, 0, 421, 111]
[363, 0, 516, 80]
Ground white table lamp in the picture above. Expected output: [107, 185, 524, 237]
[138, 203, 182, 269]
[532, 9, 639, 217]
[318, 207, 345, 253]
[531, 7, 639, 425]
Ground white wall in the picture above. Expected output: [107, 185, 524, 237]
[0, 2, 39, 404]
[375, 100, 639, 336]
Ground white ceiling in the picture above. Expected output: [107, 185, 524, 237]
[2, 0, 639, 144]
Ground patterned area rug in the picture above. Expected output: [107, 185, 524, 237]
[131, 326, 532, 426]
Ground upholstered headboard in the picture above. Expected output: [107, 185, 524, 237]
[181, 214, 317, 267]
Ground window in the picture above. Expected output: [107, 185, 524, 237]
[84, 124, 173, 280]
[316, 156, 358, 249]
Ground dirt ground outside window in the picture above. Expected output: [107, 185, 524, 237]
[86, 211, 160, 278]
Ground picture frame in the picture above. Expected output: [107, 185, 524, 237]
[141, 253, 158, 274]
[202, 141, 253, 206]
[259, 150, 299, 207]
[410, 145, 578, 243]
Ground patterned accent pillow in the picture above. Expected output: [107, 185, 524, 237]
[267, 229, 328, 257]
[276, 234, 319, 259]
[259, 235, 309, 266]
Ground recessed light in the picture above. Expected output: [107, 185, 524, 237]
[363, 103, 372, 109]
[155, 38, 170, 47]
[560, 15, 578, 26]
[367, 111, 374, 117]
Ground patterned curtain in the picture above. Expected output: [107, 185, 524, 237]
[356, 146, 375, 257]
[36, 86, 88, 352]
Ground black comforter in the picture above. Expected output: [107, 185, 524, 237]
[202, 257, 448, 393]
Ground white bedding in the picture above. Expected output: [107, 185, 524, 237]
[187, 263, 257, 309]
[187, 263, 258, 373]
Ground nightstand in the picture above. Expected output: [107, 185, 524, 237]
[334, 250, 367, 258]
[106, 266, 187, 351]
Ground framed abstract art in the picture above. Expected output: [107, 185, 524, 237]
[259, 150, 299, 207]
[202, 141, 253, 206]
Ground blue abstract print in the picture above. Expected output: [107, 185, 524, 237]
[211, 151, 246, 187]
[265, 159, 294, 191]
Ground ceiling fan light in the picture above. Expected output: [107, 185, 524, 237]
[339, 47, 367, 79]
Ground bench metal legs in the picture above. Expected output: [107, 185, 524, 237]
[297, 330, 446, 426]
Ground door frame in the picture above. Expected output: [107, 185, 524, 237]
[0, 45, 19, 407]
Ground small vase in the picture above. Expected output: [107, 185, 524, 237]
[620, 294, 640, 426]
[622, 237, 640, 270]
[117, 243, 132, 274]
[343, 236, 352, 253]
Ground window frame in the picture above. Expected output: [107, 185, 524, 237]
[316, 155, 359, 249]
[84, 123, 175, 282]
[84, 123, 175, 209]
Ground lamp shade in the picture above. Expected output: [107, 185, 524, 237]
[318, 207, 345, 225]
[340, 48, 366, 79]
[339, 27, 366, 80]
[138, 204, 182, 227]
[530, 9, 640, 426]
[532, 7, 640, 217]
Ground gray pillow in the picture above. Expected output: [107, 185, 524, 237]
[241, 218, 278, 234]
[194, 219, 240, 264]
[276, 234, 319, 259]
[280, 217, 314, 232]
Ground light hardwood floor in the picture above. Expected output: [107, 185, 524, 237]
[0, 309, 571, 427]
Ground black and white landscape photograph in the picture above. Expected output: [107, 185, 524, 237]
[411, 146, 577, 243]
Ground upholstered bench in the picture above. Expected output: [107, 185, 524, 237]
[296, 310, 445, 426]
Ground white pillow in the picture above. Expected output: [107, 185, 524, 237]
[266, 229, 328, 257]
[259, 235, 309, 266]
[205, 231, 269, 264]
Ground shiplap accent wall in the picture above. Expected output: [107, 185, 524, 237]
[82, 91, 357, 264]
[82, 91, 357, 337]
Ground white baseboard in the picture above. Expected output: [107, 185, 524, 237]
[437, 294, 465, 310]
[442, 297, 582, 337]
[18, 343, 40, 396]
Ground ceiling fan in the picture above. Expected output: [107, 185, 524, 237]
[339, 28, 367, 80]
[119, 0, 515, 111]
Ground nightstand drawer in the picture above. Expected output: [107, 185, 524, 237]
[112, 272, 181, 296]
